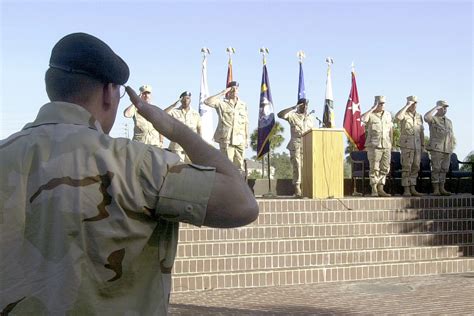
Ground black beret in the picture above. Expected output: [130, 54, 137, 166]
[227, 81, 239, 88]
[297, 98, 308, 105]
[49, 32, 129, 85]
[180, 91, 191, 98]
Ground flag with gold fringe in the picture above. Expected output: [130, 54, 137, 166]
[257, 62, 275, 159]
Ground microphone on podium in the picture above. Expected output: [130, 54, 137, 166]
[313, 114, 326, 128]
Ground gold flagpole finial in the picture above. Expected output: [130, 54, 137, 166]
[325, 57, 334, 67]
[297, 50, 306, 63]
[226, 47, 235, 62]
[260, 47, 269, 64]
[201, 47, 211, 61]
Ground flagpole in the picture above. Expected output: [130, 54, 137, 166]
[226, 47, 235, 62]
[323, 57, 334, 128]
[225, 47, 235, 97]
[259, 47, 274, 198]
[296, 50, 306, 103]
[297, 50, 305, 64]
[199, 47, 213, 144]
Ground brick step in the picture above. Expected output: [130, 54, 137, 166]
[176, 233, 473, 258]
[180, 209, 474, 231]
[231, 208, 474, 226]
[256, 197, 473, 214]
[178, 220, 473, 242]
[173, 246, 471, 275]
[171, 258, 474, 292]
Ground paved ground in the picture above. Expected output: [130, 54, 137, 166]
[169, 273, 474, 315]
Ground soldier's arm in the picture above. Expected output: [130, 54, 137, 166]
[245, 108, 249, 148]
[125, 86, 258, 228]
[204, 87, 231, 108]
[123, 104, 136, 118]
[420, 115, 425, 149]
[361, 101, 378, 123]
[421, 129, 425, 150]
[163, 98, 181, 113]
[424, 105, 441, 123]
[196, 115, 202, 137]
[277, 105, 297, 119]
[395, 101, 413, 121]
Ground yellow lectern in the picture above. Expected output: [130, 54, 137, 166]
[302, 128, 345, 198]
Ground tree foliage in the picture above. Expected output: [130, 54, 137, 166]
[461, 152, 474, 171]
[249, 122, 288, 178]
[247, 169, 262, 179]
[271, 152, 292, 179]
[250, 121, 285, 153]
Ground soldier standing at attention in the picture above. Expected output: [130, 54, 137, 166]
[204, 81, 249, 175]
[395, 95, 425, 196]
[123, 85, 164, 147]
[424, 100, 454, 196]
[277, 98, 314, 198]
[361, 95, 393, 197]
[164, 91, 202, 162]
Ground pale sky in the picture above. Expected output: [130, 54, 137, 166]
[1, 0, 472, 159]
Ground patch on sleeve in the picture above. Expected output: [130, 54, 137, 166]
[155, 164, 216, 227]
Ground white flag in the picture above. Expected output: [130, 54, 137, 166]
[199, 55, 214, 144]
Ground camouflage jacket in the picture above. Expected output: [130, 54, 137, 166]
[0, 102, 215, 315]
[282, 111, 314, 151]
[205, 97, 248, 146]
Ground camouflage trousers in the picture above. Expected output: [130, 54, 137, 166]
[401, 148, 421, 186]
[367, 147, 391, 185]
[289, 144, 303, 185]
[430, 151, 451, 183]
[219, 143, 245, 173]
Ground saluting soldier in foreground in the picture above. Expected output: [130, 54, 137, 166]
[395, 95, 425, 196]
[362, 95, 393, 197]
[424, 100, 454, 196]
[278, 98, 314, 198]
[0, 32, 258, 315]
[164, 91, 202, 162]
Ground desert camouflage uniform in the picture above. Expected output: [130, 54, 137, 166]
[397, 111, 424, 186]
[0, 102, 215, 315]
[427, 116, 454, 183]
[205, 98, 248, 173]
[363, 111, 393, 186]
[168, 107, 202, 163]
[129, 105, 163, 147]
[281, 111, 314, 185]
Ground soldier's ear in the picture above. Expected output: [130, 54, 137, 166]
[102, 83, 115, 111]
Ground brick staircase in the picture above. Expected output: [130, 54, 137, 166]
[171, 196, 474, 293]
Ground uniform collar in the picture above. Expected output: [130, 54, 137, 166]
[224, 97, 241, 105]
[177, 106, 192, 113]
[22, 101, 104, 133]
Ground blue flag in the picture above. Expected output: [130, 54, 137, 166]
[257, 64, 275, 159]
[298, 62, 306, 101]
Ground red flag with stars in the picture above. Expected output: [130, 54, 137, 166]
[343, 70, 365, 150]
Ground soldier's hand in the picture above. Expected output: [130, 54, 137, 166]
[224, 87, 232, 94]
[125, 86, 147, 110]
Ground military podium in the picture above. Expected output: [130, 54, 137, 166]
[302, 128, 345, 199]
